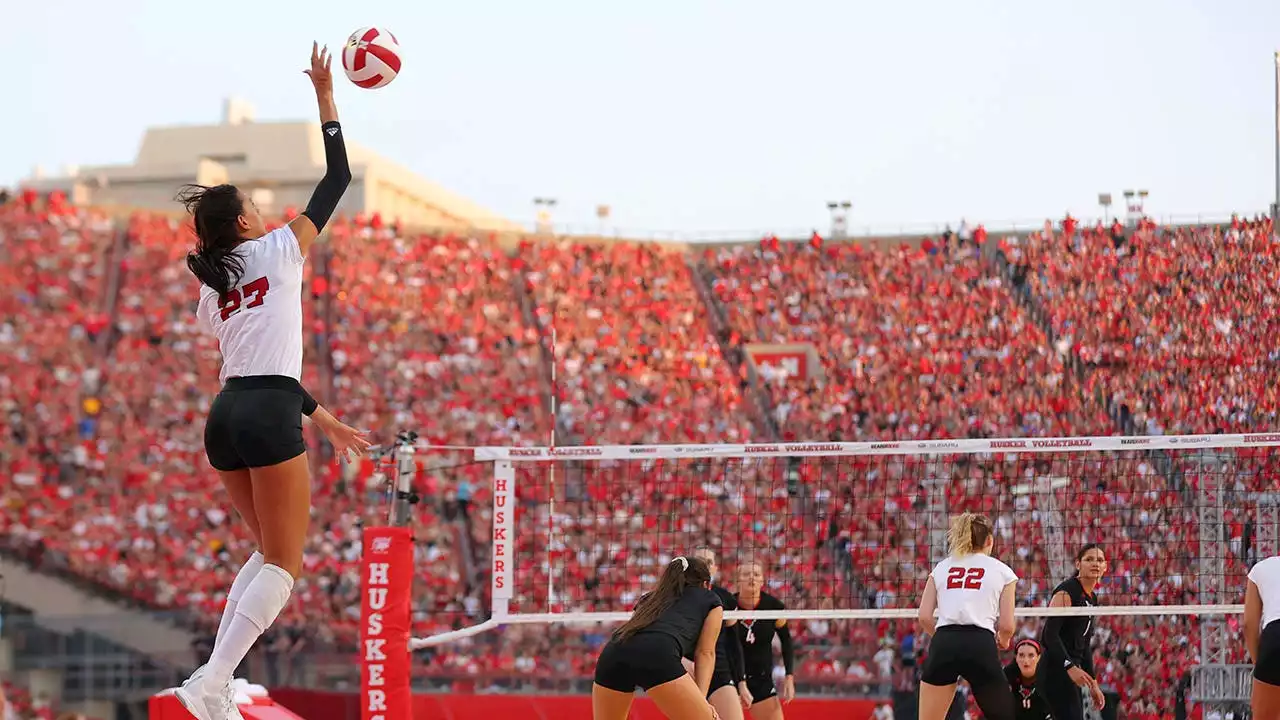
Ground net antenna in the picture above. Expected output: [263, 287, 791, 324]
[409, 433, 1265, 650]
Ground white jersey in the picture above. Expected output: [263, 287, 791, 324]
[196, 225, 305, 384]
[1249, 556, 1280, 629]
[929, 553, 1018, 633]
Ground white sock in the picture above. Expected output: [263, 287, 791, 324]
[205, 564, 294, 688]
[216, 552, 265, 648]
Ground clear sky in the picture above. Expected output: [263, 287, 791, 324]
[5, 0, 1280, 236]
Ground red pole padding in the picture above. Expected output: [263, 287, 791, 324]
[361, 526, 413, 720]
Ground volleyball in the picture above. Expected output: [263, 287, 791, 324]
[342, 27, 402, 89]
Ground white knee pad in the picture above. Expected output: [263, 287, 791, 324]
[234, 563, 294, 632]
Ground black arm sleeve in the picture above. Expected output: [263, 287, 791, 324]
[776, 622, 795, 674]
[299, 385, 318, 416]
[1039, 615, 1076, 668]
[725, 624, 746, 683]
[302, 121, 352, 232]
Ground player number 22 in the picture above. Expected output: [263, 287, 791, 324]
[945, 567, 985, 590]
[219, 276, 270, 321]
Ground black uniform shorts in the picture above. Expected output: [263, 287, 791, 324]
[204, 375, 306, 471]
[745, 673, 777, 704]
[1256, 619, 1280, 686]
[594, 632, 687, 692]
[707, 670, 735, 697]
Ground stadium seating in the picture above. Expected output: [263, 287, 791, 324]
[4, 193, 1268, 718]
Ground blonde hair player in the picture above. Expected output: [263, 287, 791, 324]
[692, 549, 753, 720]
[734, 560, 795, 720]
[1246, 553, 1280, 718]
[917, 512, 1018, 720]
[592, 556, 724, 720]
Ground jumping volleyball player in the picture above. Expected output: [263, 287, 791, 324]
[593, 556, 724, 720]
[917, 512, 1018, 720]
[1245, 553, 1280, 718]
[174, 44, 370, 720]
[692, 549, 753, 720]
[1037, 544, 1107, 719]
[734, 560, 795, 720]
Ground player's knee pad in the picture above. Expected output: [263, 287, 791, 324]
[234, 563, 294, 632]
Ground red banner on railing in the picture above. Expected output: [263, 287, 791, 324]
[360, 527, 412, 720]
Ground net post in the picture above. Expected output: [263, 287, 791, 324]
[389, 432, 418, 527]
[1194, 462, 1232, 711]
[1256, 491, 1280, 560]
[491, 460, 515, 620]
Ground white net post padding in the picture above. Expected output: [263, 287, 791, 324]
[408, 429, 1280, 713]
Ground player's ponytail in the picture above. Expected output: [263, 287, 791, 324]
[613, 555, 712, 643]
[177, 184, 247, 297]
[946, 512, 994, 557]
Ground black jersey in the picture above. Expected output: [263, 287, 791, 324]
[735, 591, 785, 676]
[711, 586, 741, 677]
[1038, 577, 1097, 675]
[637, 585, 723, 659]
[1005, 663, 1053, 720]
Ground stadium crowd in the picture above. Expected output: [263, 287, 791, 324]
[2, 189, 1274, 718]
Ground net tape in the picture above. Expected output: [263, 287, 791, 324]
[470, 431, 1280, 461]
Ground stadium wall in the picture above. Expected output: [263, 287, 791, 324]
[269, 689, 881, 720]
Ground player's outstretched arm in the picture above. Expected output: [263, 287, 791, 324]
[290, 41, 352, 257]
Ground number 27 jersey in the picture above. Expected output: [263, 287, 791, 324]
[196, 226, 306, 384]
[930, 553, 1018, 633]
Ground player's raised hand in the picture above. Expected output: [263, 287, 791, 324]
[304, 41, 333, 95]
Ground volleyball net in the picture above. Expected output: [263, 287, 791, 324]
[362, 433, 1280, 717]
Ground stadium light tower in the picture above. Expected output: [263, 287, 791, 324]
[1097, 193, 1112, 226]
[1122, 189, 1148, 227]
[533, 197, 558, 235]
[826, 200, 852, 239]
[1274, 51, 1280, 222]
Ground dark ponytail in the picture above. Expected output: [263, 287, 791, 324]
[613, 555, 712, 643]
[177, 184, 248, 297]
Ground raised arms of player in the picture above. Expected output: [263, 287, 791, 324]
[917, 576, 939, 636]
[290, 42, 352, 258]
[693, 606, 724, 698]
[1246, 579, 1264, 663]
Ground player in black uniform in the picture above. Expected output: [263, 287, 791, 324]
[1005, 639, 1053, 720]
[593, 555, 724, 720]
[734, 561, 794, 720]
[693, 549, 752, 720]
[1037, 544, 1108, 720]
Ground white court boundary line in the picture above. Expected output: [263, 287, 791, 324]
[472, 432, 1280, 461]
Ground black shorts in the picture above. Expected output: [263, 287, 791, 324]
[205, 376, 306, 471]
[1036, 660, 1084, 720]
[594, 632, 686, 692]
[745, 673, 777, 705]
[707, 670, 734, 697]
[922, 626, 1015, 720]
[1256, 620, 1280, 686]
